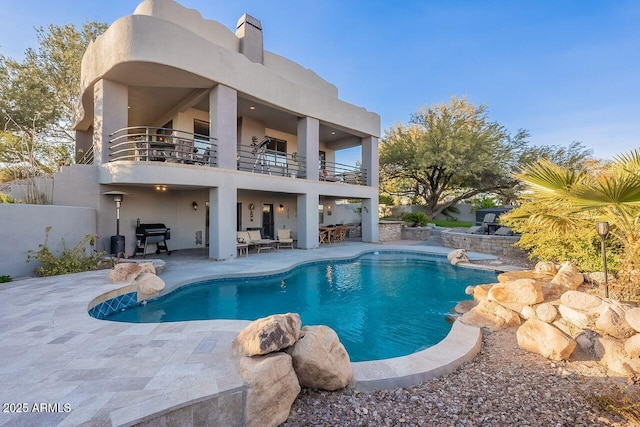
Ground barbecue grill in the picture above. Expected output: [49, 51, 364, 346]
[134, 223, 171, 257]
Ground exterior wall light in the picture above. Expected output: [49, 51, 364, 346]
[595, 221, 610, 298]
[192, 201, 198, 211]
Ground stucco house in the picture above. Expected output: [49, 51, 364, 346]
[54, 0, 380, 260]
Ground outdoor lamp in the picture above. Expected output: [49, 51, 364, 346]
[595, 221, 610, 298]
[103, 191, 127, 256]
[192, 201, 198, 211]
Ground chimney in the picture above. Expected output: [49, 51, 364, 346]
[236, 14, 263, 64]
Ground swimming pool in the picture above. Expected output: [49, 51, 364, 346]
[104, 251, 496, 361]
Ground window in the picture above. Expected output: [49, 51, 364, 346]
[194, 119, 210, 151]
[264, 136, 287, 166]
[319, 150, 326, 170]
[156, 120, 173, 142]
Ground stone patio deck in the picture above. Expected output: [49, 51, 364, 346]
[0, 242, 507, 426]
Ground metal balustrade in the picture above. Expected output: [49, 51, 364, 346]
[109, 127, 218, 166]
[319, 160, 367, 185]
[237, 145, 307, 178]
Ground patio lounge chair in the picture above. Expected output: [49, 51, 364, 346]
[277, 229, 294, 249]
[466, 213, 497, 234]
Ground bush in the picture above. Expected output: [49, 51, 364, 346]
[379, 194, 394, 205]
[0, 193, 15, 203]
[402, 212, 430, 227]
[27, 227, 106, 276]
[0, 275, 11, 283]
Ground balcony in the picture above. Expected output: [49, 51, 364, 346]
[109, 127, 218, 166]
[319, 160, 367, 185]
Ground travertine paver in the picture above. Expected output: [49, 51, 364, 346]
[0, 242, 497, 426]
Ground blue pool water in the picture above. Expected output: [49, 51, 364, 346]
[105, 252, 496, 361]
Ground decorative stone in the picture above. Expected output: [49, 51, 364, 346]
[535, 261, 558, 275]
[460, 300, 521, 332]
[454, 300, 476, 314]
[559, 291, 602, 312]
[447, 249, 469, 266]
[134, 272, 165, 295]
[576, 331, 596, 354]
[535, 303, 558, 323]
[520, 306, 537, 320]
[516, 319, 576, 361]
[109, 262, 155, 283]
[232, 313, 302, 357]
[595, 305, 636, 340]
[625, 308, 640, 333]
[625, 334, 640, 359]
[239, 352, 301, 427]
[488, 279, 544, 306]
[464, 285, 475, 296]
[552, 318, 584, 339]
[287, 325, 352, 391]
[497, 270, 553, 283]
[550, 261, 584, 290]
[594, 336, 637, 377]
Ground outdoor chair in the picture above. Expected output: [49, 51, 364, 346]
[466, 213, 497, 234]
[494, 226, 513, 236]
[277, 229, 294, 249]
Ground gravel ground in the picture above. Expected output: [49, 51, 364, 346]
[283, 328, 640, 427]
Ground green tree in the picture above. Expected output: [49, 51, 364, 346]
[502, 150, 640, 300]
[379, 96, 529, 217]
[0, 21, 107, 181]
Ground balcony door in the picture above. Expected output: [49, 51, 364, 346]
[262, 204, 274, 239]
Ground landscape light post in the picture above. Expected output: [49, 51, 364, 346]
[595, 221, 609, 298]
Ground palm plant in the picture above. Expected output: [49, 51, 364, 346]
[504, 149, 640, 300]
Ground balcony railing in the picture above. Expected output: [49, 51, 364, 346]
[320, 160, 367, 185]
[109, 127, 218, 166]
[237, 145, 307, 178]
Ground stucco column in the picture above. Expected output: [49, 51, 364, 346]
[93, 79, 127, 165]
[362, 136, 379, 187]
[361, 198, 379, 242]
[297, 117, 319, 181]
[210, 84, 238, 170]
[209, 186, 238, 260]
[297, 192, 319, 249]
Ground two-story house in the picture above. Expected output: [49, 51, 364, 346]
[53, 0, 380, 260]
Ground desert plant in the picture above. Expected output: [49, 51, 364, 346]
[0, 193, 15, 203]
[402, 212, 429, 227]
[0, 275, 11, 283]
[27, 226, 106, 276]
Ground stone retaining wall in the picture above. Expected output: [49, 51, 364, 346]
[402, 227, 433, 241]
[441, 230, 527, 258]
[379, 222, 434, 242]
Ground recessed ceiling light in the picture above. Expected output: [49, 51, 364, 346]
[331, 131, 336, 135]
[249, 106, 256, 110]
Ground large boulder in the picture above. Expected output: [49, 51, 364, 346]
[460, 300, 521, 331]
[535, 303, 558, 323]
[535, 261, 558, 275]
[497, 270, 553, 284]
[594, 336, 638, 377]
[516, 319, 576, 361]
[134, 272, 165, 295]
[625, 334, 640, 359]
[232, 313, 302, 357]
[560, 291, 603, 312]
[454, 300, 477, 314]
[625, 308, 640, 333]
[488, 279, 544, 306]
[287, 325, 352, 391]
[550, 261, 584, 290]
[239, 352, 301, 427]
[558, 304, 596, 329]
[472, 284, 493, 302]
[595, 304, 636, 340]
[447, 249, 469, 266]
[109, 262, 155, 283]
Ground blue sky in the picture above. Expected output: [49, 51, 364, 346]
[2, 0, 639, 163]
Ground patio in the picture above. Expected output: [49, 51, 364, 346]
[0, 242, 506, 426]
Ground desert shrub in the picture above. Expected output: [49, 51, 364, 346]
[501, 203, 620, 273]
[402, 212, 429, 227]
[471, 196, 498, 211]
[379, 194, 394, 205]
[0, 275, 11, 283]
[0, 193, 15, 203]
[27, 226, 106, 276]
